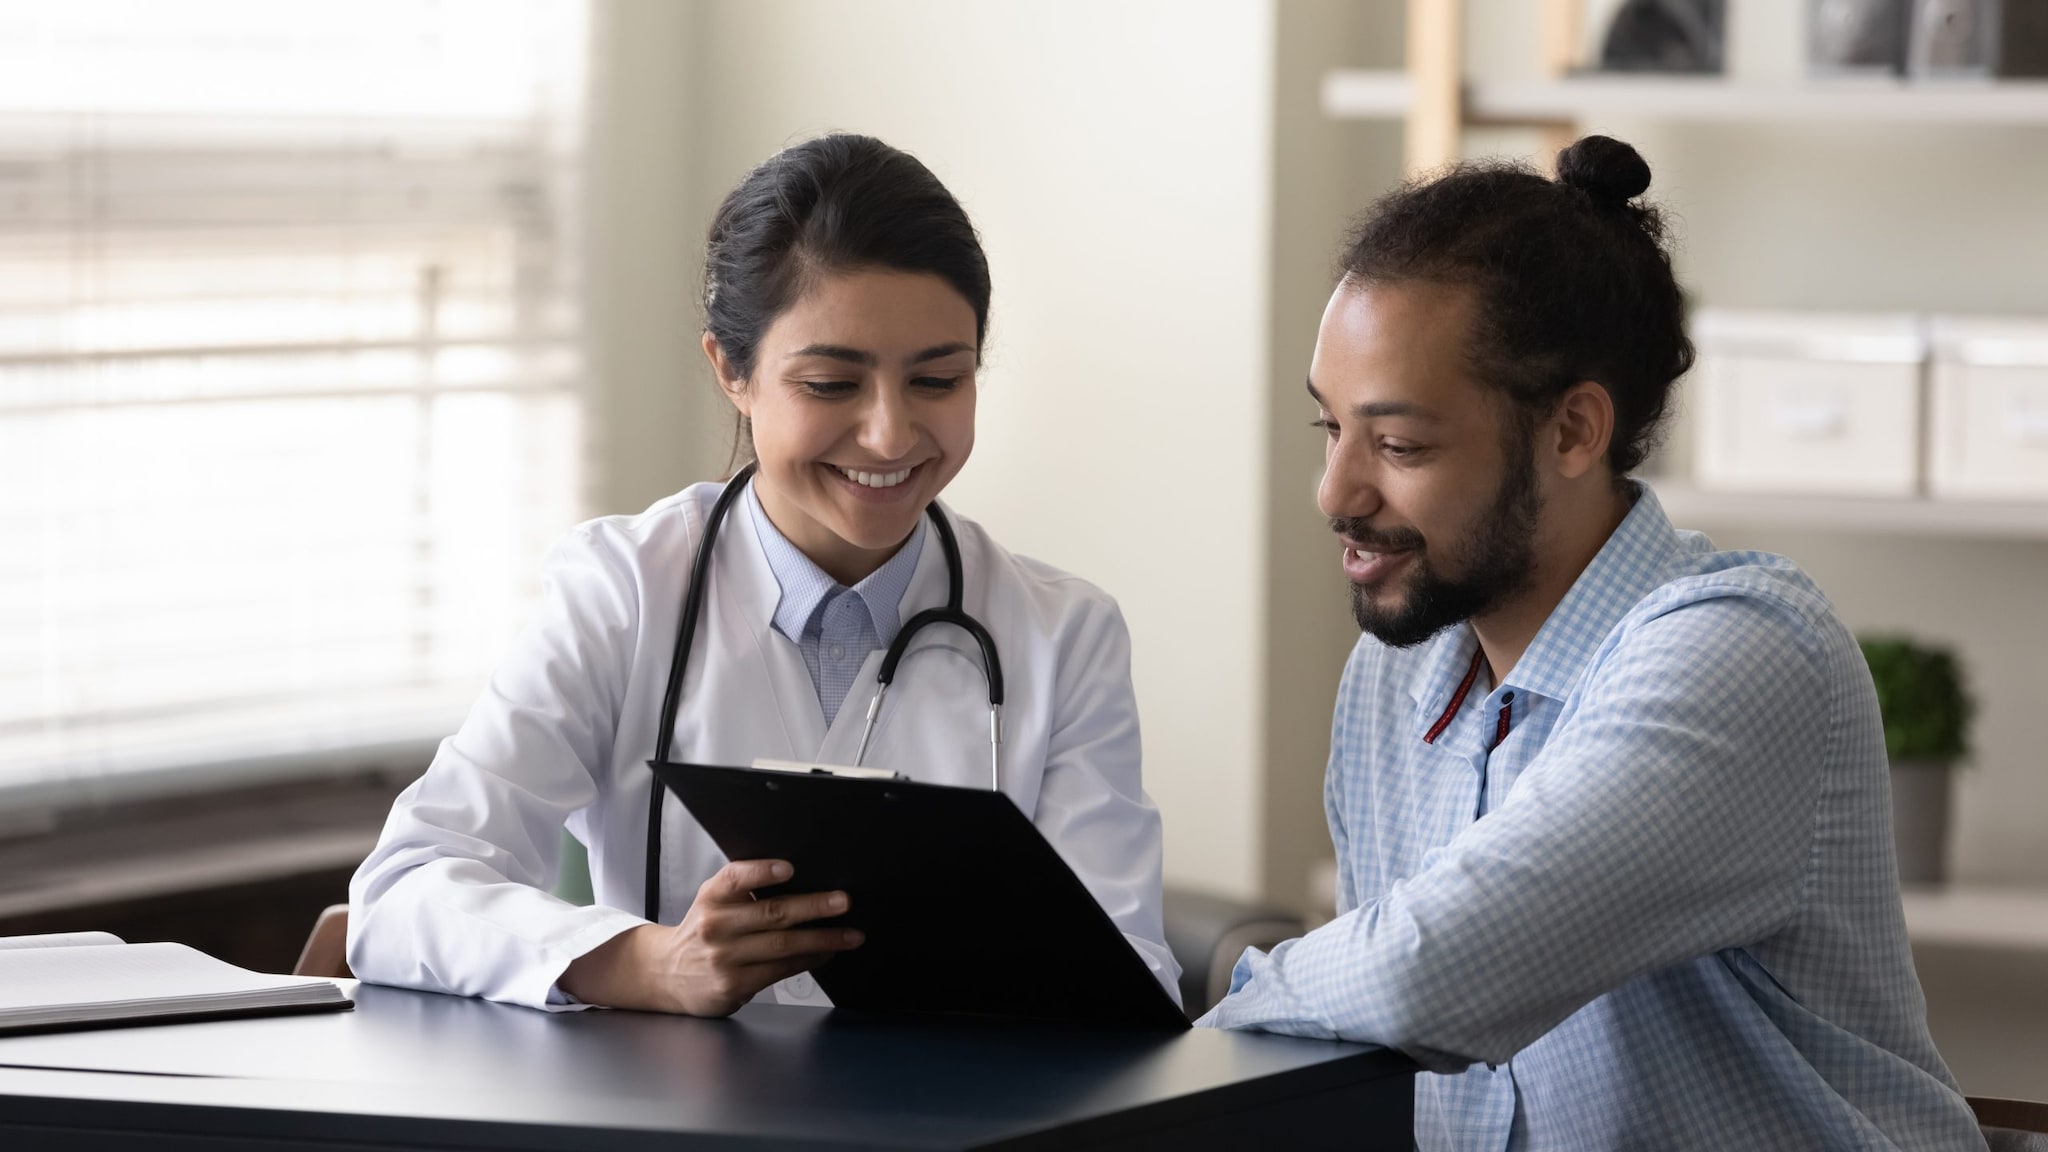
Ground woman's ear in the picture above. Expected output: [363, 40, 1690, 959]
[1551, 380, 1615, 481]
[702, 332, 751, 416]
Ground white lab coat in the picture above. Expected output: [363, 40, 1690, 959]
[347, 480, 1181, 1011]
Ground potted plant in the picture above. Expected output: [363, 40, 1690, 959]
[1858, 634, 1973, 887]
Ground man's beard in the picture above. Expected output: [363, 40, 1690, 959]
[1334, 431, 1543, 648]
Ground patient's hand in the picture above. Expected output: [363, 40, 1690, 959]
[559, 859, 863, 1016]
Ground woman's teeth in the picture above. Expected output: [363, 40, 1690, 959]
[833, 464, 914, 488]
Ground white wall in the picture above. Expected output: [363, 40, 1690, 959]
[586, 0, 728, 518]
[598, 0, 1284, 899]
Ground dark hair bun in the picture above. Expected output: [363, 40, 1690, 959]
[1557, 135, 1651, 208]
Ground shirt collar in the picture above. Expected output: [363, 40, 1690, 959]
[1409, 623, 1485, 736]
[1406, 480, 1687, 717]
[1503, 481, 1685, 704]
[744, 480, 927, 647]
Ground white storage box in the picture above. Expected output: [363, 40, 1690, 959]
[1691, 310, 1925, 497]
[1927, 316, 2048, 501]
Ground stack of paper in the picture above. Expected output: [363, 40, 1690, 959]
[0, 932, 350, 1034]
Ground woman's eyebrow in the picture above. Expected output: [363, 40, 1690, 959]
[785, 342, 973, 367]
[787, 343, 875, 366]
[909, 342, 974, 365]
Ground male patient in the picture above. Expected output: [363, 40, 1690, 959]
[1198, 136, 1985, 1150]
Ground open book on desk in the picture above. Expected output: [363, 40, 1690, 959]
[0, 932, 351, 1036]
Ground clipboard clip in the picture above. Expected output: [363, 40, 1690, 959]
[750, 758, 904, 781]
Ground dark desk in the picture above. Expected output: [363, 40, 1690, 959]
[0, 983, 1414, 1150]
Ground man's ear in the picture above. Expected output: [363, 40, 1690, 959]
[1551, 380, 1615, 481]
[702, 332, 750, 416]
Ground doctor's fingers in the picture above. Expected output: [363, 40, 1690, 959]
[735, 889, 851, 933]
[719, 926, 864, 968]
[699, 858, 796, 902]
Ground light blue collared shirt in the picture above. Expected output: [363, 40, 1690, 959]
[1199, 484, 1982, 1151]
[744, 483, 925, 727]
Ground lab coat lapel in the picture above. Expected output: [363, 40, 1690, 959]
[716, 487, 821, 761]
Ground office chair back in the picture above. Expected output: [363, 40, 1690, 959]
[1160, 887, 1302, 1019]
[1974, 1096, 2048, 1152]
[294, 903, 353, 979]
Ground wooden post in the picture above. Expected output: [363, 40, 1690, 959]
[1536, 0, 1583, 172]
[1543, 0, 1583, 78]
[1403, 0, 1461, 177]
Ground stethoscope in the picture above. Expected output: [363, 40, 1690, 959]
[643, 461, 1006, 921]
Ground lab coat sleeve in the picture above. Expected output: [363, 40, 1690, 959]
[1027, 595, 1183, 1005]
[347, 523, 650, 1010]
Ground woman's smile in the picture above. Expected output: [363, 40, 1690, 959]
[825, 460, 928, 502]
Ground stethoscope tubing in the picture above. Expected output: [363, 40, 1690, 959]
[644, 462, 1004, 923]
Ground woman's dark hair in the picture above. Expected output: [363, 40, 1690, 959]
[1339, 135, 1692, 478]
[703, 133, 991, 386]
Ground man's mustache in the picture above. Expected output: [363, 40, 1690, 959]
[1328, 517, 1425, 554]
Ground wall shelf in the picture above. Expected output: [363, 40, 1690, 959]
[1323, 70, 2048, 128]
[1320, 70, 1415, 119]
[1649, 481, 2048, 542]
[1903, 886, 2048, 952]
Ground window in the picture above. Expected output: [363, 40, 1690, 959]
[0, 1, 590, 806]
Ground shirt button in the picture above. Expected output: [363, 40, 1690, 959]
[789, 973, 816, 998]
[829, 645, 845, 660]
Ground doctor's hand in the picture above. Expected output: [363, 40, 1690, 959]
[558, 859, 863, 1017]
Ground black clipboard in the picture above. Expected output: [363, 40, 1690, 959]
[650, 760, 1189, 1031]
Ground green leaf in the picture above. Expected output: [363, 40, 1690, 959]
[1857, 634, 1973, 763]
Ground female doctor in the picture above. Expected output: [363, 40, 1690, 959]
[346, 134, 1180, 1017]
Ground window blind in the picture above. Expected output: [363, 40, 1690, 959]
[0, 1, 590, 807]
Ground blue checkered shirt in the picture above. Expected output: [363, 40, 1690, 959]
[1198, 485, 1984, 1151]
[745, 483, 925, 727]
